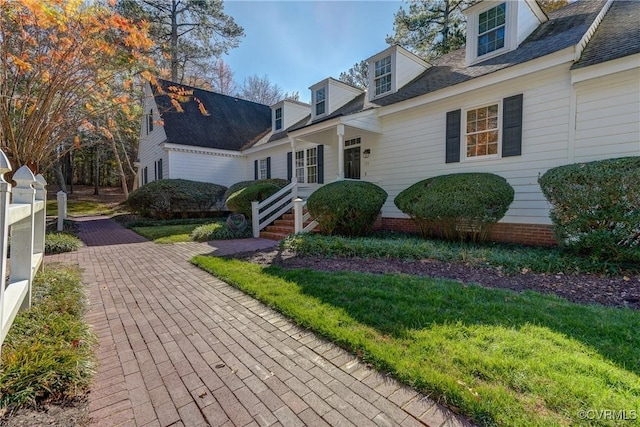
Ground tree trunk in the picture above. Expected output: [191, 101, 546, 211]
[93, 146, 100, 195]
[109, 134, 129, 198]
[171, 0, 179, 81]
[54, 158, 67, 193]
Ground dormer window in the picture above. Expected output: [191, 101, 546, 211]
[477, 3, 506, 56]
[315, 87, 326, 116]
[275, 107, 282, 130]
[374, 55, 392, 96]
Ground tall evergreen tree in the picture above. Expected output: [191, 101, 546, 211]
[339, 60, 369, 90]
[118, 0, 244, 83]
[386, 0, 472, 60]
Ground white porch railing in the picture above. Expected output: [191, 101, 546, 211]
[0, 149, 47, 356]
[293, 198, 318, 234]
[251, 182, 298, 238]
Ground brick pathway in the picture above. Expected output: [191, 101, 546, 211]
[49, 216, 473, 427]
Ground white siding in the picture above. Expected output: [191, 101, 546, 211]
[138, 84, 168, 186]
[327, 79, 361, 116]
[167, 149, 247, 188]
[517, 1, 544, 46]
[395, 49, 429, 90]
[574, 68, 640, 162]
[246, 144, 290, 181]
[368, 64, 575, 225]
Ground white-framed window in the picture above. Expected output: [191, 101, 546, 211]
[275, 107, 282, 130]
[295, 148, 318, 184]
[374, 55, 392, 96]
[477, 3, 506, 57]
[147, 109, 154, 134]
[259, 158, 268, 180]
[315, 87, 326, 116]
[464, 103, 500, 159]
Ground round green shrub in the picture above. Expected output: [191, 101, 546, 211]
[223, 179, 289, 203]
[539, 157, 640, 264]
[226, 183, 281, 219]
[306, 181, 387, 237]
[190, 221, 252, 241]
[45, 232, 83, 254]
[394, 173, 514, 241]
[126, 179, 227, 218]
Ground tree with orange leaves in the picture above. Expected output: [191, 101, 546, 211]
[0, 0, 155, 183]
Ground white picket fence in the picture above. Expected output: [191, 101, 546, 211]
[0, 149, 47, 355]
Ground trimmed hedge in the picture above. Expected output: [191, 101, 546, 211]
[126, 179, 226, 219]
[190, 221, 251, 241]
[226, 182, 281, 219]
[307, 181, 387, 237]
[45, 232, 83, 254]
[223, 179, 289, 203]
[539, 157, 640, 263]
[394, 173, 514, 242]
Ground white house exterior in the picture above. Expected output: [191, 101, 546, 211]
[137, 0, 640, 245]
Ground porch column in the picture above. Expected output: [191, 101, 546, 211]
[337, 124, 345, 181]
[289, 137, 297, 184]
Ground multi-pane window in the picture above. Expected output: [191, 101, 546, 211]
[315, 87, 326, 116]
[477, 3, 506, 56]
[147, 109, 154, 134]
[259, 158, 268, 180]
[344, 137, 361, 147]
[306, 147, 317, 184]
[295, 151, 304, 182]
[295, 148, 318, 183]
[275, 107, 282, 130]
[374, 55, 392, 96]
[465, 104, 499, 158]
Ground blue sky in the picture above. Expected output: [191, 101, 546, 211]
[223, 1, 404, 103]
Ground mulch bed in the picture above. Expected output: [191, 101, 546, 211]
[231, 247, 640, 310]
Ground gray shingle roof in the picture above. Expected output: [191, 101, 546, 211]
[153, 79, 271, 151]
[373, 0, 609, 107]
[572, 0, 640, 69]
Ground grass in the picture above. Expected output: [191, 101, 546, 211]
[131, 223, 205, 243]
[46, 200, 113, 217]
[283, 234, 637, 275]
[192, 256, 640, 426]
[0, 265, 97, 409]
[45, 232, 83, 254]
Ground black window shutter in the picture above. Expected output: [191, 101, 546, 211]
[287, 152, 292, 181]
[158, 159, 163, 179]
[266, 157, 271, 179]
[317, 145, 324, 184]
[254, 160, 258, 180]
[446, 109, 461, 163]
[502, 94, 523, 157]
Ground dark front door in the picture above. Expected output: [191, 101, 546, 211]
[344, 146, 361, 179]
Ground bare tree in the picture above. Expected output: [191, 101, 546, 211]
[537, 0, 569, 13]
[238, 75, 283, 106]
[210, 59, 237, 95]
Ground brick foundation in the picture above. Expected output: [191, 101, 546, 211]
[375, 217, 557, 246]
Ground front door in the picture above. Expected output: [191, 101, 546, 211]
[344, 146, 361, 179]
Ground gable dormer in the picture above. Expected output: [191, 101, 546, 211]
[366, 45, 430, 102]
[464, 0, 547, 66]
[310, 78, 363, 121]
[271, 99, 310, 132]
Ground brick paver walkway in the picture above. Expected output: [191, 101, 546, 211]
[49, 216, 472, 427]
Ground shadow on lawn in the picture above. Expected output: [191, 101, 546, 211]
[262, 266, 640, 374]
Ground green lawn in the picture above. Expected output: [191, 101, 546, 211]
[131, 223, 204, 243]
[46, 200, 113, 217]
[192, 256, 640, 426]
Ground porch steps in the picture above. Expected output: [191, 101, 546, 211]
[260, 212, 315, 241]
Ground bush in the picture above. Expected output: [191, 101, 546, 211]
[126, 179, 227, 219]
[0, 266, 96, 408]
[190, 221, 251, 241]
[223, 179, 289, 203]
[395, 173, 514, 242]
[539, 157, 640, 264]
[307, 181, 387, 237]
[45, 232, 82, 254]
[226, 183, 282, 220]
